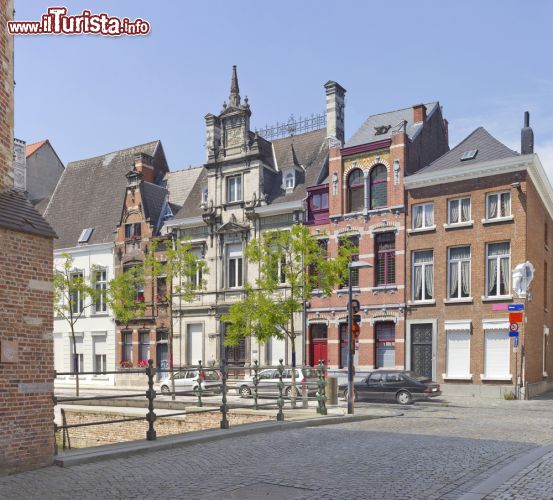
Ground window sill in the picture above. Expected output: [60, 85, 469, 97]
[372, 285, 398, 292]
[443, 221, 474, 229]
[91, 313, 109, 317]
[442, 374, 472, 381]
[481, 295, 513, 302]
[337, 287, 361, 294]
[444, 297, 473, 304]
[480, 374, 512, 381]
[482, 215, 514, 225]
[224, 201, 244, 208]
[408, 225, 436, 234]
[408, 300, 436, 306]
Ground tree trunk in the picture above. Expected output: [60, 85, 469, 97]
[169, 277, 176, 401]
[70, 328, 79, 397]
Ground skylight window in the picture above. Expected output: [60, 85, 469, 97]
[78, 227, 94, 243]
[460, 149, 478, 161]
[374, 125, 391, 136]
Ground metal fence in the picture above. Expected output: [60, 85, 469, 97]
[53, 359, 328, 452]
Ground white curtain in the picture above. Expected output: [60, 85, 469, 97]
[488, 243, 509, 295]
[425, 264, 433, 299]
[500, 257, 510, 294]
[501, 193, 511, 217]
[449, 262, 458, 297]
[487, 195, 498, 219]
[450, 200, 459, 224]
[425, 205, 434, 226]
[461, 261, 470, 296]
[487, 258, 497, 295]
[414, 251, 433, 300]
[414, 205, 423, 228]
[449, 246, 470, 298]
[414, 266, 422, 300]
[461, 198, 471, 222]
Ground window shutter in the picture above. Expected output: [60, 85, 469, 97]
[484, 332, 510, 378]
[446, 331, 470, 377]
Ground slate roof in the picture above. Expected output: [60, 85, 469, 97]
[34, 195, 50, 214]
[140, 181, 168, 225]
[415, 127, 519, 174]
[164, 166, 203, 208]
[345, 102, 439, 148]
[0, 189, 56, 238]
[44, 140, 166, 249]
[175, 168, 208, 218]
[26, 139, 47, 157]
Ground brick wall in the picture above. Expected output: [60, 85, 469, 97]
[0, 0, 14, 190]
[0, 228, 55, 473]
[60, 408, 270, 448]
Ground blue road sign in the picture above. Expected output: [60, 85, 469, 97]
[514, 336, 519, 347]
[509, 331, 519, 337]
[508, 304, 525, 311]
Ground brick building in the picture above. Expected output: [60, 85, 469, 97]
[404, 118, 553, 398]
[0, 0, 58, 473]
[305, 101, 449, 372]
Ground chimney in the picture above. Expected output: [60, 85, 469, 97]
[133, 153, 154, 183]
[205, 113, 221, 163]
[324, 81, 346, 147]
[443, 118, 449, 145]
[521, 111, 534, 155]
[413, 104, 427, 124]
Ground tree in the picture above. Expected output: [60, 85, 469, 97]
[53, 253, 101, 396]
[107, 264, 147, 327]
[223, 224, 355, 404]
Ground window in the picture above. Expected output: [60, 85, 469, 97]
[484, 330, 510, 379]
[123, 264, 144, 303]
[94, 354, 106, 374]
[448, 247, 471, 299]
[460, 149, 478, 161]
[413, 250, 433, 301]
[227, 243, 243, 288]
[94, 268, 107, 313]
[202, 188, 208, 204]
[72, 353, 84, 374]
[375, 322, 395, 368]
[124, 223, 141, 240]
[375, 233, 395, 286]
[412, 203, 434, 230]
[308, 190, 329, 224]
[448, 197, 471, 224]
[78, 227, 94, 243]
[157, 276, 167, 302]
[347, 169, 364, 212]
[70, 271, 84, 315]
[190, 251, 204, 288]
[310, 239, 328, 288]
[370, 164, 387, 209]
[486, 242, 510, 297]
[486, 192, 511, 220]
[139, 331, 150, 363]
[227, 175, 242, 203]
[122, 331, 133, 363]
[445, 328, 471, 378]
[285, 172, 295, 189]
[340, 236, 359, 288]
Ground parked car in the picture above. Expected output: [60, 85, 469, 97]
[339, 370, 441, 405]
[157, 369, 221, 395]
[237, 368, 319, 398]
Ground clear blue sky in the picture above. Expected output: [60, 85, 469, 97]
[13, 1, 553, 177]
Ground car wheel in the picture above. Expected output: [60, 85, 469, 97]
[239, 385, 251, 398]
[285, 386, 300, 397]
[161, 385, 170, 395]
[396, 390, 412, 405]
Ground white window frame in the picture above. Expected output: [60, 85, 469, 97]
[285, 171, 295, 189]
[412, 250, 434, 302]
[485, 242, 511, 298]
[93, 268, 107, 314]
[447, 246, 471, 300]
[226, 175, 242, 203]
[227, 244, 243, 289]
[485, 191, 512, 221]
[70, 270, 84, 315]
[94, 354, 107, 374]
[447, 197, 471, 225]
[411, 203, 434, 230]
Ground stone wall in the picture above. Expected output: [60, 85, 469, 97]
[0, 0, 14, 190]
[60, 408, 271, 449]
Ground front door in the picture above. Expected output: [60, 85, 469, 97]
[225, 337, 246, 377]
[310, 324, 328, 366]
[411, 323, 433, 380]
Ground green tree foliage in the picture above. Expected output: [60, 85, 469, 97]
[106, 264, 146, 326]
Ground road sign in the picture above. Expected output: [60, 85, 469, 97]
[510, 322, 519, 333]
[514, 336, 519, 347]
[508, 304, 525, 311]
[509, 312, 523, 323]
[509, 331, 519, 337]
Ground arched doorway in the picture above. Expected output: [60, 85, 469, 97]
[310, 324, 328, 366]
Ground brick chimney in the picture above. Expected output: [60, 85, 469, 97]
[0, 0, 14, 191]
[413, 104, 427, 124]
[521, 111, 534, 155]
[324, 80, 346, 147]
[133, 153, 155, 183]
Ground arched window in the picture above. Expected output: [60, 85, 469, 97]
[285, 172, 295, 189]
[347, 169, 364, 212]
[370, 164, 387, 209]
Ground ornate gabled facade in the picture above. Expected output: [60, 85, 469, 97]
[166, 67, 338, 372]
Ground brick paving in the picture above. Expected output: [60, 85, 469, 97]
[1, 402, 553, 499]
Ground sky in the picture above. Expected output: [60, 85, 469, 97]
[13, 1, 553, 179]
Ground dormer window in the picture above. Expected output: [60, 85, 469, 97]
[285, 172, 295, 189]
[126, 170, 140, 187]
[202, 188, 208, 204]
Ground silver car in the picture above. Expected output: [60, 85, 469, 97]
[157, 369, 221, 395]
[236, 368, 319, 398]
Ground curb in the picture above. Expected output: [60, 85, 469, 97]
[54, 411, 400, 468]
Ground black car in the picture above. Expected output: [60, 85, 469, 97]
[339, 370, 441, 405]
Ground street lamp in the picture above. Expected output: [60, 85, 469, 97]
[348, 260, 372, 415]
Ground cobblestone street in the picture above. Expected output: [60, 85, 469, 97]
[3, 400, 553, 499]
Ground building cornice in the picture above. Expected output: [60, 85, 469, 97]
[164, 216, 205, 228]
[255, 200, 303, 216]
[54, 242, 114, 256]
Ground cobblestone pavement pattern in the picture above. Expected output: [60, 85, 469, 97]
[2, 402, 553, 499]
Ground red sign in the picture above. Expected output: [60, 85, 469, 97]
[510, 322, 519, 332]
[509, 312, 523, 323]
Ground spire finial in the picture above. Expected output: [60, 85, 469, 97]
[229, 65, 240, 107]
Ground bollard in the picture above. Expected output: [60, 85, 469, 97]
[220, 359, 229, 429]
[302, 375, 308, 409]
[253, 360, 259, 410]
[146, 359, 157, 440]
[196, 360, 203, 407]
[276, 359, 285, 421]
[316, 360, 327, 416]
